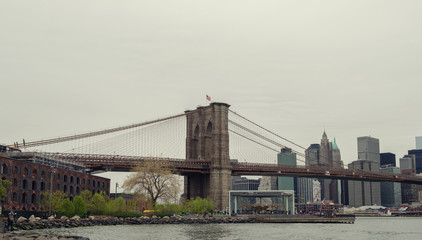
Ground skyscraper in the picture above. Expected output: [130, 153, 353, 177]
[348, 160, 381, 207]
[304, 132, 343, 203]
[416, 136, 422, 149]
[348, 136, 381, 207]
[380, 153, 396, 167]
[277, 147, 296, 191]
[380, 166, 401, 207]
[358, 136, 380, 163]
[408, 149, 422, 174]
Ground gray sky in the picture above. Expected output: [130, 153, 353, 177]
[1, 0, 422, 184]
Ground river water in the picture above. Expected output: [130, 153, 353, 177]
[36, 217, 422, 240]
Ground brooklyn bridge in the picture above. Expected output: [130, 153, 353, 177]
[3, 102, 422, 210]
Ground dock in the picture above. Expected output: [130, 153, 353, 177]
[254, 215, 355, 224]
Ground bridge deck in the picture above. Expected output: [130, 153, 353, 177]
[22, 152, 422, 185]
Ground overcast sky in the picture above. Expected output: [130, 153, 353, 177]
[1, 1, 422, 186]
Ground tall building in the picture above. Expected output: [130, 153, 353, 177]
[380, 166, 402, 207]
[408, 149, 422, 174]
[358, 136, 380, 163]
[348, 136, 381, 207]
[380, 153, 396, 167]
[400, 155, 416, 174]
[348, 160, 381, 207]
[277, 148, 296, 191]
[416, 136, 422, 149]
[304, 132, 343, 203]
[399, 154, 422, 204]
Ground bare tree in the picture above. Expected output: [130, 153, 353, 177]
[122, 161, 181, 206]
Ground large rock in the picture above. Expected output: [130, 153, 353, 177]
[71, 215, 81, 221]
[29, 214, 36, 222]
[48, 215, 56, 221]
[60, 216, 69, 221]
[17, 216, 27, 223]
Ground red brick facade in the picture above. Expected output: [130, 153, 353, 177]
[0, 156, 110, 211]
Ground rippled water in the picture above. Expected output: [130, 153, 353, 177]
[36, 217, 422, 240]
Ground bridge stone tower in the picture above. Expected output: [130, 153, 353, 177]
[184, 102, 232, 211]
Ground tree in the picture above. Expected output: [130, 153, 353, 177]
[185, 197, 214, 214]
[122, 161, 181, 207]
[73, 196, 87, 217]
[91, 193, 106, 215]
[0, 179, 11, 202]
[41, 191, 67, 214]
[61, 198, 75, 217]
[79, 189, 93, 212]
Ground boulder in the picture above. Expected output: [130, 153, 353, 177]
[29, 215, 37, 222]
[60, 216, 69, 221]
[48, 215, 56, 221]
[17, 216, 28, 223]
[88, 216, 95, 220]
[70, 215, 81, 221]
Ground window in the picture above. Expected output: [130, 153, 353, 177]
[32, 181, 37, 191]
[1, 163, 7, 174]
[32, 169, 37, 178]
[24, 167, 28, 176]
[23, 180, 27, 189]
[40, 182, 45, 191]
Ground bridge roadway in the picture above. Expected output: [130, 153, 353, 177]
[45, 152, 422, 185]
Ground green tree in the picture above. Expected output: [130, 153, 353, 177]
[185, 197, 214, 214]
[113, 197, 126, 214]
[79, 189, 93, 212]
[41, 191, 67, 214]
[0, 179, 11, 202]
[73, 196, 87, 217]
[61, 198, 75, 217]
[91, 193, 106, 215]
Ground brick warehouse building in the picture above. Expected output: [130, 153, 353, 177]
[0, 152, 110, 211]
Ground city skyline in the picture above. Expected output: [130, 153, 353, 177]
[1, 1, 422, 172]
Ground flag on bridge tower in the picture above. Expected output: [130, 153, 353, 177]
[206, 95, 211, 102]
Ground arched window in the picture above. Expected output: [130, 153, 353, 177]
[76, 177, 80, 184]
[70, 176, 74, 184]
[12, 192, 17, 201]
[70, 186, 74, 195]
[22, 193, 27, 204]
[32, 181, 37, 191]
[41, 171, 46, 179]
[31, 193, 36, 204]
[64, 175, 68, 183]
[2, 163, 7, 174]
[76, 187, 80, 195]
[57, 184, 60, 191]
[13, 178, 17, 186]
[32, 169, 37, 178]
[40, 182, 45, 191]
[14, 166, 18, 174]
[93, 180, 96, 188]
[206, 121, 213, 134]
[24, 167, 28, 176]
[63, 185, 67, 193]
[23, 180, 27, 189]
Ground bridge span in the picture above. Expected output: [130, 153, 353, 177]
[37, 152, 422, 185]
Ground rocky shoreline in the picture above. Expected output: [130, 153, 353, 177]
[13, 215, 255, 230]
